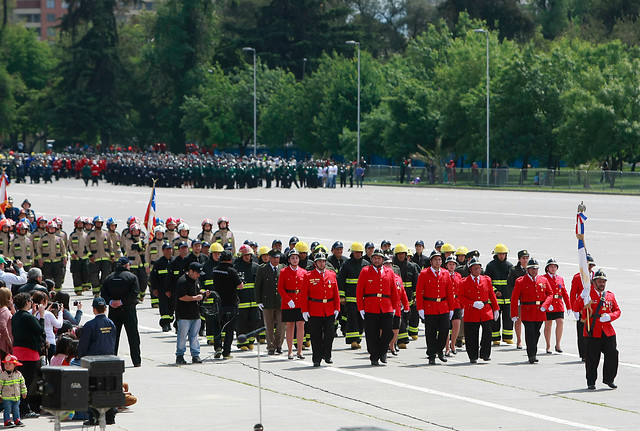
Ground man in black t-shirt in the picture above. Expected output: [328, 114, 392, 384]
[212, 251, 243, 359]
[175, 262, 206, 365]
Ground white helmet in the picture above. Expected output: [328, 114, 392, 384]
[154, 225, 166, 234]
[177, 223, 190, 232]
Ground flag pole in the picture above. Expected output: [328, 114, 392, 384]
[576, 201, 591, 332]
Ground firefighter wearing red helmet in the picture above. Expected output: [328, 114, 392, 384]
[0, 218, 13, 257]
[122, 223, 148, 302]
[10, 221, 34, 272]
[36, 220, 66, 290]
[197, 219, 215, 245]
[31, 216, 48, 265]
[165, 217, 178, 243]
[213, 217, 235, 254]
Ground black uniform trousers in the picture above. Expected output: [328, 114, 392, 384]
[407, 289, 420, 338]
[364, 312, 393, 362]
[576, 320, 585, 360]
[158, 291, 174, 328]
[109, 305, 141, 366]
[130, 267, 148, 300]
[43, 261, 65, 291]
[523, 320, 543, 360]
[89, 260, 112, 294]
[425, 313, 450, 359]
[219, 307, 237, 356]
[585, 334, 618, 385]
[464, 320, 493, 361]
[345, 302, 363, 344]
[70, 258, 90, 294]
[309, 315, 336, 364]
[492, 303, 513, 341]
[236, 307, 261, 347]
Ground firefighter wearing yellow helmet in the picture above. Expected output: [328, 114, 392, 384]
[393, 243, 421, 347]
[337, 242, 368, 348]
[484, 243, 514, 345]
[235, 245, 261, 350]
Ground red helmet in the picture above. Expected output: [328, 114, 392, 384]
[166, 217, 176, 226]
[217, 216, 229, 225]
[83, 217, 93, 225]
[0, 219, 10, 229]
[74, 216, 84, 226]
[201, 218, 213, 227]
[130, 223, 141, 232]
[47, 220, 58, 230]
[175, 218, 184, 226]
[17, 221, 29, 231]
[53, 217, 62, 226]
[239, 244, 254, 255]
[37, 216, 47, 225]
[128, 216, 140, 226]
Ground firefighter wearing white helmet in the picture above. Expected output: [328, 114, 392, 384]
[36, 220, 67, 291]
[234, 244, 261, 351]
[145, 225, 169, 308]
[337, 242, 368, 348]
[86, 215, 112, 296]
[66, 216, 90, 294]
[213, 217, 235, 255]
[393, 243, 421, 348]
[171, 223, 192, 257]
[484, 243, 514, 345]
[122, 223, 148, 301]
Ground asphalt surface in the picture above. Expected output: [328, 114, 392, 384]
[9, 179, 639, 431]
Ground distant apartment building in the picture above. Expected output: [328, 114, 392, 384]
[12, 0, 155, 41]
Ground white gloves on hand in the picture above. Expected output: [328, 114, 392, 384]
[473, 301, 484, 309]
[449, 311, 454, 320]
[599, 313, 611, 322]
[548, 305, 554, 312]
[566, 309, 571, 317]
[461, 309, 464, 318]
[512, 316, 519, 322]
[418, 310, 425, 320]
[540, 307, 546, 312]
[493, 310, 500, 321]
[334, 310, 339, 318]
[360, 310, 365, 320]
[287, 300, 295, 309]
[257, 303, 264, 310]
[574, 311, 581, 320]
[302, 312, 309, 322]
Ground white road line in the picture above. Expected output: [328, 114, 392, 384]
[326, 367, 614, 431]
[553, 350, 640, 369]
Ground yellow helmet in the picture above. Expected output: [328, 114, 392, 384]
[295, 241, 310, 253]
[394, 243, 409, 254]
[350, 242, 365, 253]
[314, 244, 328, 254]
[258, 246, 270, 256]
[210, 243, 224, 252]
[493, 243, 509, 254]
[441, 243, 456, 253]
[455, 246, 469, 256]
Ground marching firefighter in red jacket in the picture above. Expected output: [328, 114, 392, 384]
[301, 252, 340, 367]
[356, 248, 398, 366]
[510, 258, 553, 364]
[573, 269, 620, 390]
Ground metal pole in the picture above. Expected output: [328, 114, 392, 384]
[253, 49, 257, 158]
[485, 32, 490, 186]
[356, 43, 361, 165]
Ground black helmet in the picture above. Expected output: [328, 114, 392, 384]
[365, 242, 375, 249]
[314, 252, 327, 262]
[380, 239, 391, 247]
[415, 239, 425, 247]
[545, 258, 558, 270]
[332, 241, 344, 250]
[372, 248, 385, 257]
[289, 236, 299, 245]
[434, 240, 444, 248]
[428, 250, 441, 261]
[593, 269, 607, 280]
[288, 249, 300, 259]
[526, 258, 539, 269]
[467, 257, 482, 268]
[445, 255, 457, 265]
[310, 241, 320, 250]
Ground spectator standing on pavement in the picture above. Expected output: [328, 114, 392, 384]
[175, 262, 206, 365]
[355, 165, 364, 188]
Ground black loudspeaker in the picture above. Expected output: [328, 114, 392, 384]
[41, 366, 89, 411]
[81, 355, 126, 408]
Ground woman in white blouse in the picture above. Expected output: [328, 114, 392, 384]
[30, 291, 63, 359]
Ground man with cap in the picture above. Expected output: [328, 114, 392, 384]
[255, 249, 284, 355]
[356, 248, 398, 366]
[175, 262, 207, 364]
[510, 258, 553, 364]
[572, 269, 620, 390]
[543, 258, 571, 354]
[459, 257, 499, 363]
[412, 240, 429, 269]
[434, 240, 444, 254]
[507, 250, 530, 349]
[171, 241, 190, 283]
[416, 250, 456, 364]
[302, 252, 340, 367]
[212, 250, 244, 359]
[485, 244, 514, 345]
[149, 243, 175, 332]
[363, 242, 375, 264]
[100, 256, 142, 367]
[570, 254, 595, 361]
[234, 245, 260, 351]
[184, 239, 207, 267]
[337, 242, 367, 348]
[380, 240, 392, 255]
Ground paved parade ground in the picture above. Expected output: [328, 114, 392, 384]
[10, 179, 640, 431]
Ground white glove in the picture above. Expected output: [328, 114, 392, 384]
[548, 305, 554, 312]
[460, 309, 464, 318]
[302, 312, 309, 322]
[287, 300, 295, 309]
[599, 313, 611, 322]
[493, 310, 500, 321]
[573, 311, 581, 320]
[334, 310, 339, 318]
[566, 309, 571, 317]
[540, 307, 546, 312]
[512, 316, 519, 322]
[449, 311, 454, 320]
[418, 309, 425, 320]
[360, 310, 365, 320]
[257, 303, 264, 311]
[473, 301, 484, 309]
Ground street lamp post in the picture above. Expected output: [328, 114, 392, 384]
[346, 40, 360, 164]
[242, 47, 257, 157]
[303, 57, 308, 78]
[474, 29, 490, 186]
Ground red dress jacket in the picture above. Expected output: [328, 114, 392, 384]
[449, 270, 462, 309]
[570, 271, 593, 313]
[392, 272, 409, 317]
[415, 267, 455, 315]
[573, 288, 620, 338]
[277, 266, 308, 310]
[543, 274, 570, 312]
[459, 275, 499, 322]
[510, 275, 553, 322]
[301, 269, 340, 317]
[356, 265, 398, 314]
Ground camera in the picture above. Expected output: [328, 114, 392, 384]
[50, 302, 60, 310]
[73, 301, 79, 306]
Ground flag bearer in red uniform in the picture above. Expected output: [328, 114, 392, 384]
[573, 269, 620, 390]
[416, 250, 455, 365]
[510, 258, 553, 364]
[356, 248, 398, 366]
[302, 253, 340, 367]
[459, 257, 499, 363]
[542, 258, 571, 354]
[278, 249, 308, 360]
[570, 254, 595, 361]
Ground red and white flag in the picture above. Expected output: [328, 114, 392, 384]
[0, 172, 8, 214]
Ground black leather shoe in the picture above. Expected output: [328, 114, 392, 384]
[438, 353, 447, 363]
[370, 360, 380, 366]
[428, 358, 436, 365]
[587, 384, 596, 390]
[603, 381, 617, 389]
[528, 357, 538, 364]
[267, 350, 275, 355]
[470, 359, 477, 364]
[192, 356, 202, 364]
[325, 358, 333, 364]
[380, 353, 387, 364]
[276, 348, 283, 354]
[481, 357, 491, 362]
[313, 362, 321, 367]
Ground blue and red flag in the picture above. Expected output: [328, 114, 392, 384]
[143, 181, 157, 241]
